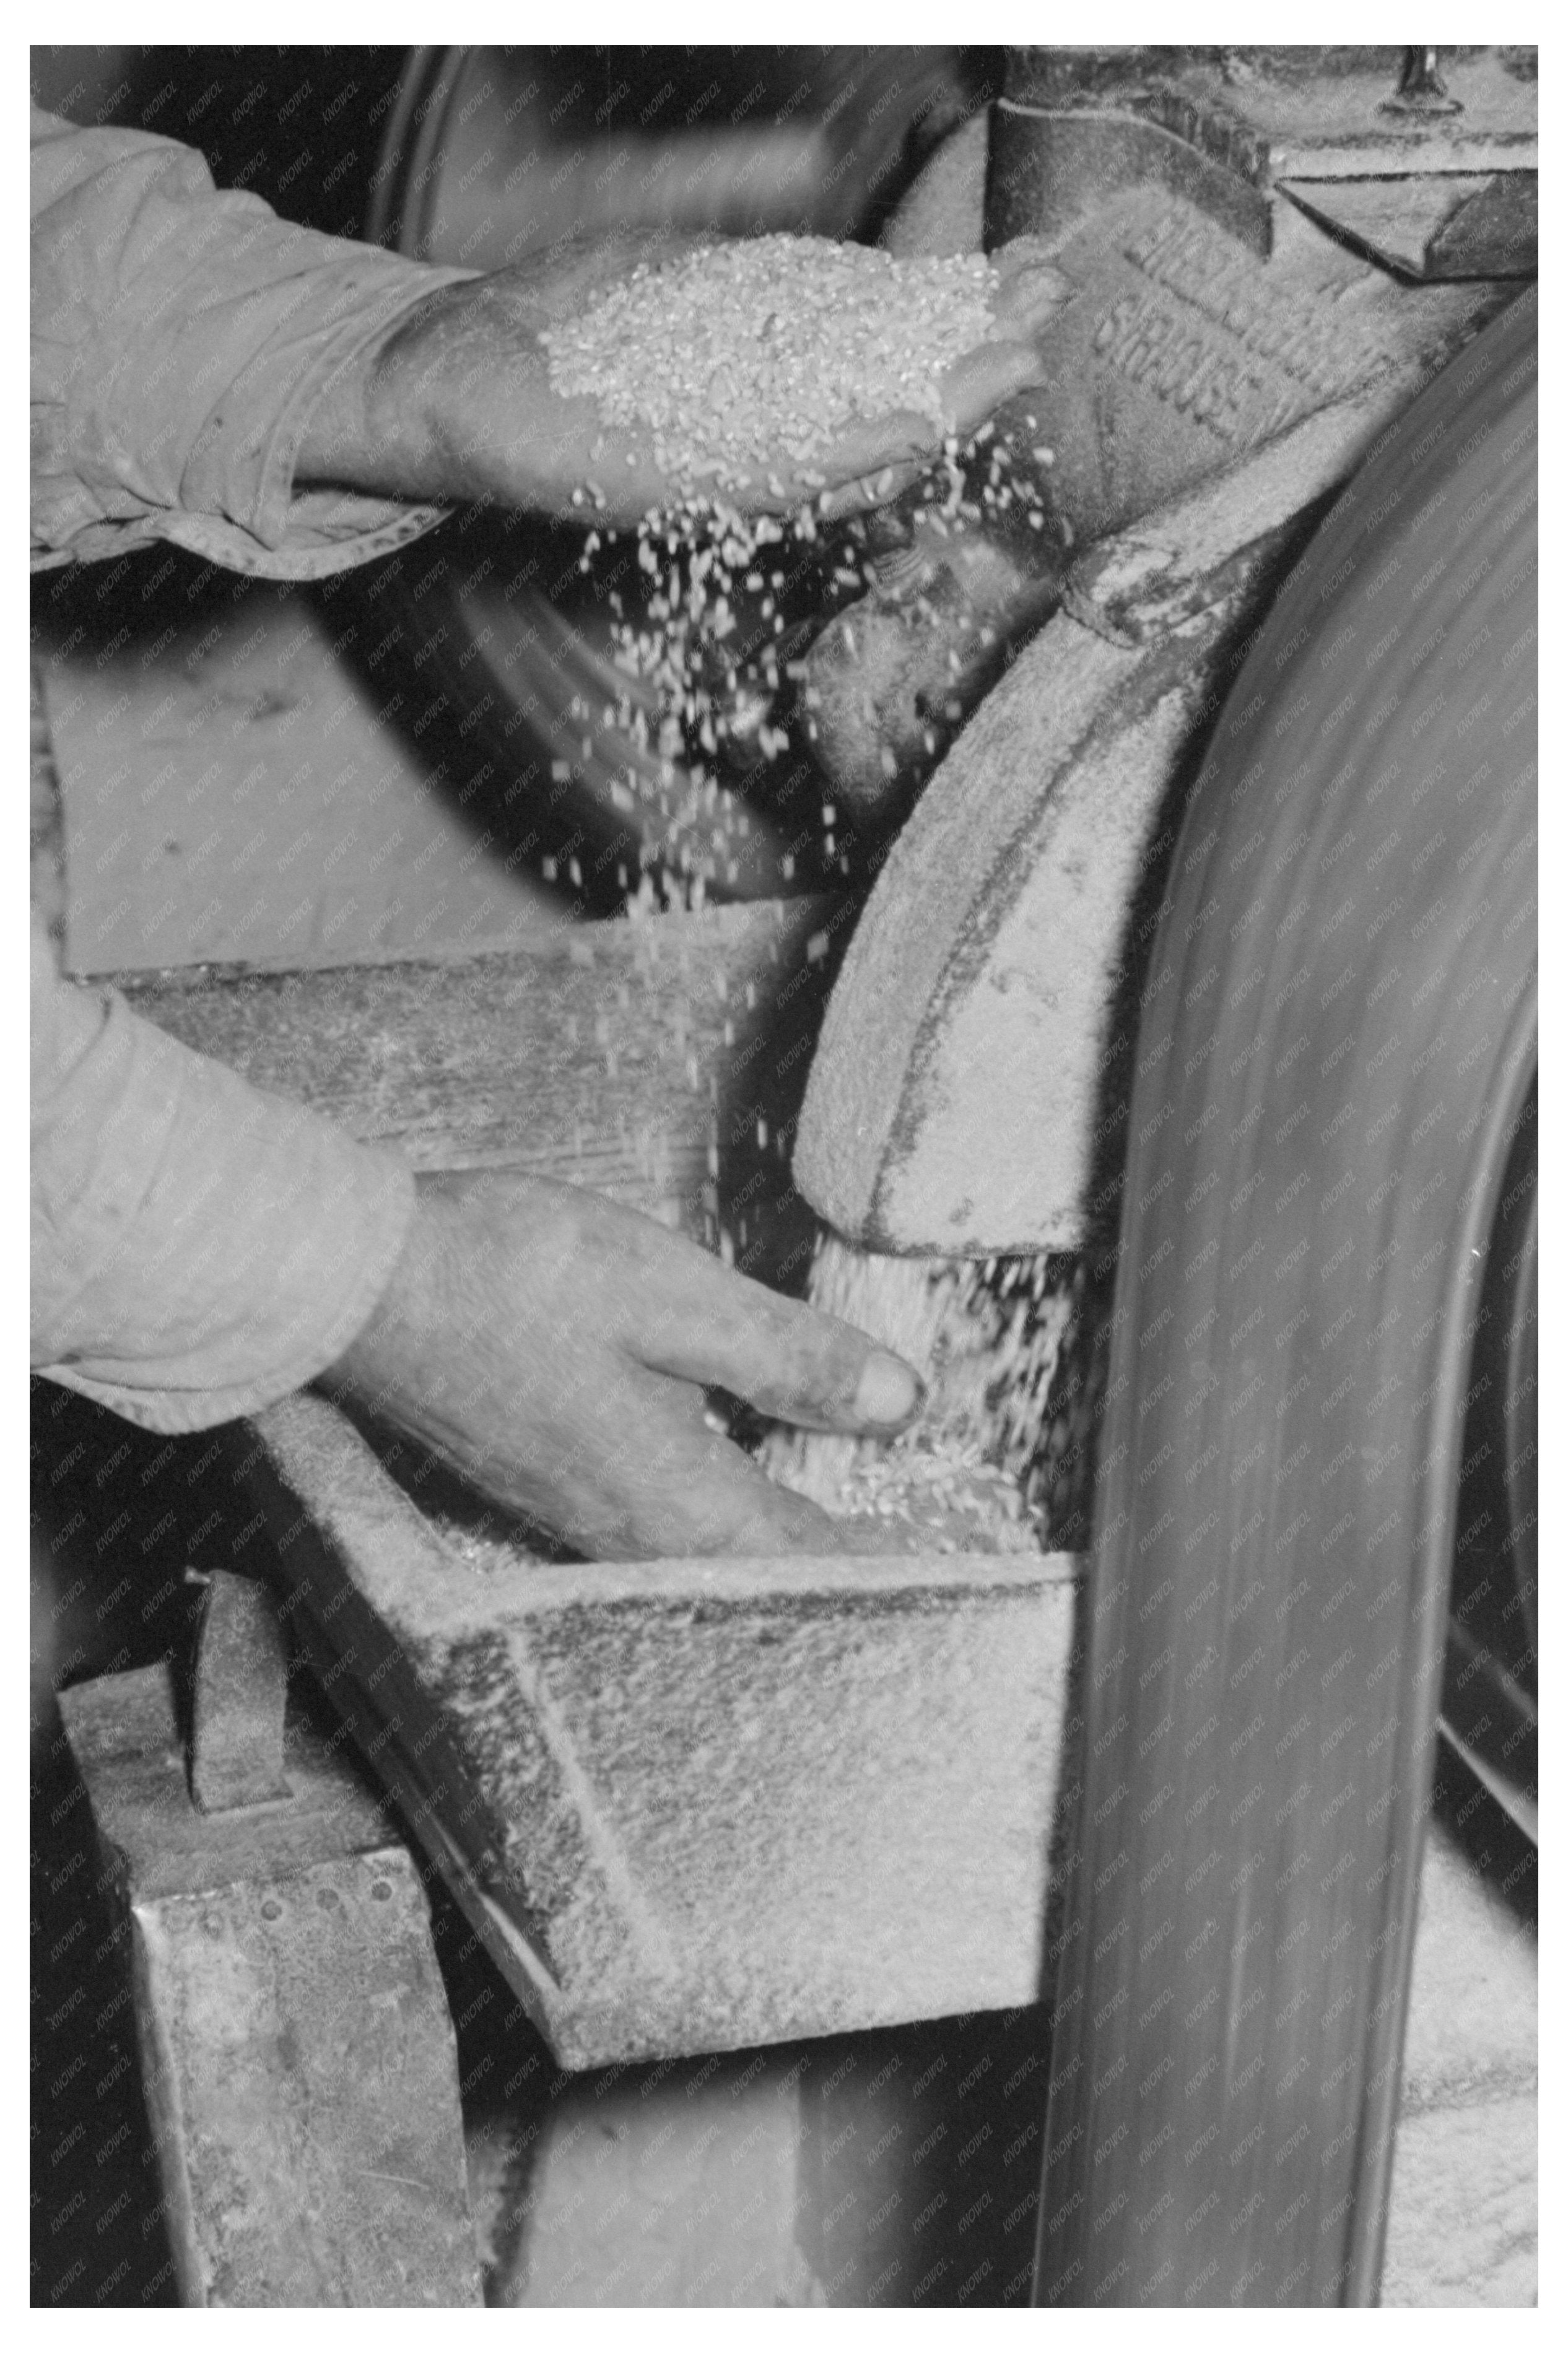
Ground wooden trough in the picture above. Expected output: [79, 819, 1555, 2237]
[242, 1393, 1079, 2068]
[120, 896, 1082, 2068]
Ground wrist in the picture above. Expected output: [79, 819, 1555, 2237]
[294, 281, 485, 505]
[323, 1173, 457, 1402]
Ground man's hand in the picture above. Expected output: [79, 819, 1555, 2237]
[807, 238, 1069, 520]
[322, 1169, 925, 1562]
[298, 232, 1068, 529]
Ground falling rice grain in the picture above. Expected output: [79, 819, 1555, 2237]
[757, 1232, 1076, 1554]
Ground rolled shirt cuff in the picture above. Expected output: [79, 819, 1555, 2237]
[168, 257, 480, 579]
[31, 256, 477, 582]
[32, 101, 479, 582]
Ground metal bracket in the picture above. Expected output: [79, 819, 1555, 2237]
[58, 1649, 483, 2307]
[189, 1568, 291, 1814]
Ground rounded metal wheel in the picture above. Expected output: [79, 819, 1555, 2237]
[1035, 289, 1536, 2305]
[364, 46, 999, 906]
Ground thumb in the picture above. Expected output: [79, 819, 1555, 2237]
[989, 242, 1072, 336]
[938, 336, 1048, 435]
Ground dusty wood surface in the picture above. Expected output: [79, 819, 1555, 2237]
[240, 1393, 1082, 2069]
[115, 897, 840, 1273]
[35, 565, 559, 981]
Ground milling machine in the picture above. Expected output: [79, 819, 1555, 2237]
[51, 46, 1536, 2307]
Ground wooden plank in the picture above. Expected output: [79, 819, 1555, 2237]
[115, 897, 841, 1272]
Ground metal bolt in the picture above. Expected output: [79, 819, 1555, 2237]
[371, 1881, 393, 1902]
[261, 1898, 282, 1921]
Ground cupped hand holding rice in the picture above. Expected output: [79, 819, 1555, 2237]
[300, 228, 1068, 528]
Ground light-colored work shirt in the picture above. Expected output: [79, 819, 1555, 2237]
[31, 102, 478, 1432]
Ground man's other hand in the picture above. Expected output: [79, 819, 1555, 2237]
[322, 1170, 925, 1561]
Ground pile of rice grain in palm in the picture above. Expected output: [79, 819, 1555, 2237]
[542, 235, 1001, 487]
[537, 235, 1060, 905]
[757, 1233, 1075, 1555]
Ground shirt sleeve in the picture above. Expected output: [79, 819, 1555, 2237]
[31, 907, 417, 1433]
[30, 103, 481, 582]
